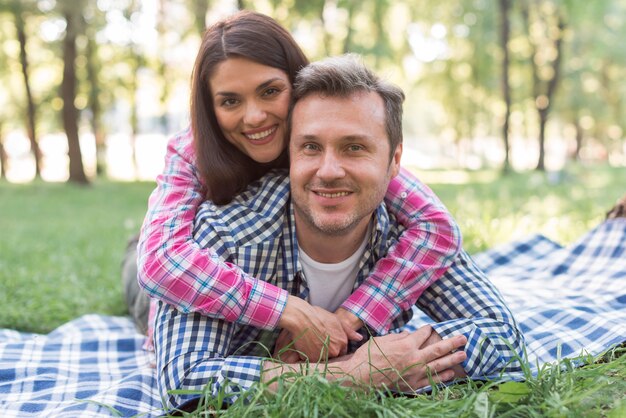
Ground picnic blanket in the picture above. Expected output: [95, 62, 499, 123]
[1, 219, 625, 417]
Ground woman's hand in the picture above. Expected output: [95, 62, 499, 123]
[277, 296, 362, 360]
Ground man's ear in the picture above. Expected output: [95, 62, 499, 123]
[389, 143, 402, 178]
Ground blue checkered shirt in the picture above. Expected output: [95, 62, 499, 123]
[154, 171, 525, 409]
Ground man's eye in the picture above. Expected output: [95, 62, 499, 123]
[263, 87, 280, 97]
[303, 143, 320, 152]
[348, 144, 364, 152]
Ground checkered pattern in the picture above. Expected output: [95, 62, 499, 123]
[0, 315, 161, 417]
[476, 219, 626, 368]
[152, 173, 524, 410]
[1, 223, 624, 416]
[136, 128, 461, 336]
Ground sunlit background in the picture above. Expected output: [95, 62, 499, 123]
[1, 0, 625, 183]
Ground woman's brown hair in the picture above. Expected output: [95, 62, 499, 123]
[190, 10, 309, 204]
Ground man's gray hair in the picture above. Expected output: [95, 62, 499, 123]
[292, 54, 405, 155]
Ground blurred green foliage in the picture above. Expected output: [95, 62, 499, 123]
[1, 0, 625, 179]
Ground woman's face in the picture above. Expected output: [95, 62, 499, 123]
[210, 57, 292, 163]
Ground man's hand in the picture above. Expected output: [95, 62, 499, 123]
[347, 325, 467, 391]
[265, 325, 466, 393]
[419, 327, 467, 379]
[277, 296, 362, 360]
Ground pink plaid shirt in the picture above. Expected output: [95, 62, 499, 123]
[137, 128, 461, 336]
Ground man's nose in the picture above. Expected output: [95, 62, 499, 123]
[243, 101, 267, 126]
[316, 151, 345, 180]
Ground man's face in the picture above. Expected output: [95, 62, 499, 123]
[289, 90, 402, 237]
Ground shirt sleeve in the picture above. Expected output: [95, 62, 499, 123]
[154, 301, 264, 410]
[420, 251, 526, 377]
[341, 167, 462, 334]
[136, 129, 288, 330]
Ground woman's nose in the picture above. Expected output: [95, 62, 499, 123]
[243, 101, 267, 126]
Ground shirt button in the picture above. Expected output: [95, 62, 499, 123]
[400, 191, 408, 199]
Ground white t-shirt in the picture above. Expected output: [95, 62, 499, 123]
[298, 228, 370, 312]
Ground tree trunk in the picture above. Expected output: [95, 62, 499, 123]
[536, 109, 548, 170]
[86, 31, 106, 176]
[129, 55, 140, 179]
[192, 0, 209, 35]
[62, 9, 89, 184]
[574, 119, 583, 161]
[538, 15, 564, 171]
[0, 122, 7, 179]
[342, 2, 356, 54]
[319, 1, 332, 56]
[498, 0, 512, 174]
[520, 2, 565, 171]
[14, 5, 42, 178]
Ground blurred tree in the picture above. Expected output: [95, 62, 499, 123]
[340, 0, 357, 53]
[0, 8, 8, 180]
[520, 0, 566, 171]
[498, 0, 512, 172]
[60, 0, 89, 184]
[296, 0, 331, 55]
[84, 2, 107, 176]
[554, 1, 606, 161]
[10, 0, 43, 178]
[412, 1, 500, 167]
[156, 0, 176, 134]
[0, 120, 6, 179]
[1, 0, 624, 183]
[191, 0, 210, 34]
[370, 0, 392, 67]
[125, 0, 144, 178]
[597, 4, 626, 157]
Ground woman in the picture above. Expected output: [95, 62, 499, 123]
[133, 10, 462, 359]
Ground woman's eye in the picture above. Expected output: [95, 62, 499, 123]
[221, 98, 238, 107]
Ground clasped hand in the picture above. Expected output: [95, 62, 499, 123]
[275, 296, 362, 361]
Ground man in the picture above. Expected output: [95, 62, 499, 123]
[154, 55, 525, 410]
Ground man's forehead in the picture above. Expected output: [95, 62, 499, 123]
[290, 92, 389, 150]
[292, 91, 385, 123]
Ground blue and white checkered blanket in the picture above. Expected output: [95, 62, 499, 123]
[1, 219, 625, 417]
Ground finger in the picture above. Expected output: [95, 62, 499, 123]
[327, 341, 343, 359]
[346, 328, 363, 342]
[420, 335, 467, 361]
[273, 330, 293, 355]
[408, 325, 433, 346]
[339, 344, 348, 356]
[378, 331, 409, 343]
[412, 368, 456, 390]
[425, 350, 467, 375]
[327, 332, 348, 358]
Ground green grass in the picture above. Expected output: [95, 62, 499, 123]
[0, 164, 624, 416]
[0, 179, 154, 333]
[420, 164, 626, 253]
[163, 344, 626, 417]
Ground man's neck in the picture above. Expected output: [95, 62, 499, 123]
[294, 215, 372, 264]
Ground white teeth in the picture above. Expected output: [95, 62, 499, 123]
[246, 126, 276, 140]
[317, 192, 349, 198]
